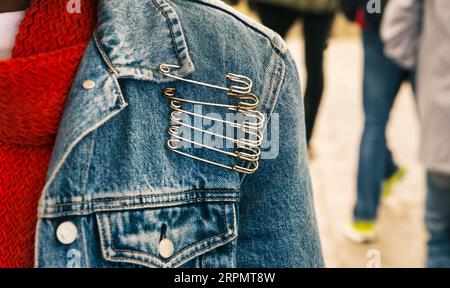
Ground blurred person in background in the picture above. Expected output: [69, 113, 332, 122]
[341, 0, 415, 243]
[382, 0, 450, 268]
[249, 0, 338, 147]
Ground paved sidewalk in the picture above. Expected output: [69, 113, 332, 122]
[286, 30, 426, 268]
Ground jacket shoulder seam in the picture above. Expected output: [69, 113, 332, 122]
[185, 0, 287, 54]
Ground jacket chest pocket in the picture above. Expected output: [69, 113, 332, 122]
[96, 202, 237, 268]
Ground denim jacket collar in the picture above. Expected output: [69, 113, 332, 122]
[95, 0, 195, 81]
[42, 0, 194, 199]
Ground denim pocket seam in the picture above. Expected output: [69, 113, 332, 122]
[96, 202, 237, 268]
[40, 188, 240, 218]
[107, 205, 231, 265]
[109, 232, 233, 268]
[45, 189, 239, 207]
[40, 197, 239, 219]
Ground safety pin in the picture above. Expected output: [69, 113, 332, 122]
[168, 126, 260, 162]
[169, 111, 263, 148]
[160, 66, 263, 174]
[162, 87, 259, 111]
[167, 139, 259, 174]
[169, 100, 265, 130]
[171, 105, 264, 136]
[159, 64, 253, 95]
[164, 89, 264, 129]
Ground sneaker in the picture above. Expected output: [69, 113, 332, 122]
[344, 221, 377, 244]
[382, 166, 407, 199]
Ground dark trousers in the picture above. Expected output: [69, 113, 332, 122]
[253, 2, 335, 145]
[426, 171, 450, 268]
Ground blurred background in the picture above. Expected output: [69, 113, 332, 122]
[230, 0, 424, 268]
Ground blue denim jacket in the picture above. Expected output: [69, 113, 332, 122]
[35, 0, 324, 268]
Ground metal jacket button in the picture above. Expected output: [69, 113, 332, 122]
[56, 221, 78, 245]
[82, 80, 95, 90]
[158, 238, 174, 259]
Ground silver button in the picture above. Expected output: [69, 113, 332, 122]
[158, 238, 174, 259]
[82, 80, 95, 90]
[56, 221, 78, 245]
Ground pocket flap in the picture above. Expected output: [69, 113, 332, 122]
[96, 202, 237, 268]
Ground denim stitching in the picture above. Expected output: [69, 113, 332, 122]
[112, 232, 227, 263]
[41, 198, 238, 217]
[96, 213, 112, 261]
[110, 231, 236, 268]
[81, 132, 96, 196]
[46, 197, 237, 209]
[152, 0, 183, 66]
[79, 218, 90, 267]
[45, 189, 239, 207]
[93, 33, 118, 76]
[97, 203, 237, 267]
[40, 197, 240, 218]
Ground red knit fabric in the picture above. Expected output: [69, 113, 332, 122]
[0, 0, 96, 268]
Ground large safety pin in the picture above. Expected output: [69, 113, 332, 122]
[159, 64, 253, 95]
[169, 111, 263, 148]
[168, 126, 260, 162]
[162, 87, 259, 111]
[169, 100, 265, 131]
[160, 65, 263, 174]
[167, 138, 259, 174]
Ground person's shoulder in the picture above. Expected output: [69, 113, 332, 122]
[170, 0, 288, 55]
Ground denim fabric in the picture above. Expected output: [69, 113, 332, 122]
[35, 0, 323, 268]
[353, 29, 414, 221]
[426, 171, 450, 268]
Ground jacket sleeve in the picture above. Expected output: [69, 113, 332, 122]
[380, 0, 423, 69]
[236, 52, 324, 268]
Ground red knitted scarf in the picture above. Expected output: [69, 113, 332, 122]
[0, 0, 96, 268]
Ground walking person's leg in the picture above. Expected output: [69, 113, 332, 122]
[380, 69, 417, 198]
[346, 29, 405, 243]
[425, 171, 450, 268]
[302, 12, 335, 145]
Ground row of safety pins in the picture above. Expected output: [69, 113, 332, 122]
[159, 64, 265, 174]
